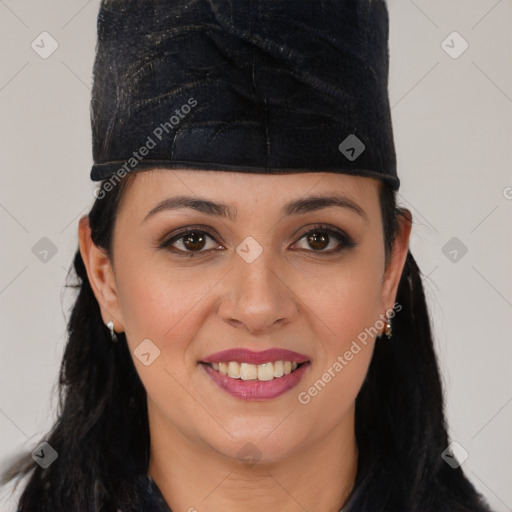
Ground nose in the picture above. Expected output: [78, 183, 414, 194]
[217, 245, 299, 336]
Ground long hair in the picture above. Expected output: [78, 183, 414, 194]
[1, 176, 494, 512]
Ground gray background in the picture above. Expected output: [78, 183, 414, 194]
[1, 1, 511, 510]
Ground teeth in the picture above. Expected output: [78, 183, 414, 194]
[274, 360, 284, 377]
[240, 362, 258, 380]
[257, 362, 274, 381]
[227, 361, 240, 378]
[219, 362, 228, 375]
[209, 360, 301, 381]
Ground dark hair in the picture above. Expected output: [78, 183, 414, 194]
[1, 175, 494, 512]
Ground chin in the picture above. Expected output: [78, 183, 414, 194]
[208, 432, 303, 467]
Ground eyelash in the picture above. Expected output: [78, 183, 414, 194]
[158, 224, 356, 258]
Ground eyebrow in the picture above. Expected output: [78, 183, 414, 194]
[141, 193, 368, 224]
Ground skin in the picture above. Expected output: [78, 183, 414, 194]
[79, 169, 412, 512]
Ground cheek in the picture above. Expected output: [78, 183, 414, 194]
[115, 251, 212, 343]
[292, 250, 383, 405]
[295, 252, 384, 348]
[114, 259, 210, 421]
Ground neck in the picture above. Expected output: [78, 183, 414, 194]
[148, 403, 358, 512]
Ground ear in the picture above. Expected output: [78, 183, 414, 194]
[78, 215, 125, 333]
[380, 208, 412, 314]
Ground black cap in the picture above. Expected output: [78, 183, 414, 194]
[90, 0, 399, 191]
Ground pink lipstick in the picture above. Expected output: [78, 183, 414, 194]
[199, 348, 311, 400]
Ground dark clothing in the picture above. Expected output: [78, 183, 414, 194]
[130, 474, 348, 512]
[128, 475, 172, 512]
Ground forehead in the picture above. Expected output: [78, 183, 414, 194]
[116, 168, 381, 221]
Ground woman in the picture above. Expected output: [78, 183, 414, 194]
[1, 0, 495, 511]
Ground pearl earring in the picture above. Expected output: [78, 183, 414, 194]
[383, 317, 392, 340]
[107, 319, 118, 342]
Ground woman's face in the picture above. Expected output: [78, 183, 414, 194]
[81, 169, 410, 465]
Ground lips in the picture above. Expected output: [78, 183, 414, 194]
[201, 361, 310, 400]
[199, 348, 311, 400]
[200, 348, 310, 365]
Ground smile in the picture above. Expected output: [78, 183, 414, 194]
[207, 361, 302, 381]
[200, 361, 310, 400]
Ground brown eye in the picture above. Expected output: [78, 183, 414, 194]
[159, 224, 355, 258]
[160, 229, 219, 256]
[181, 231, 207, 251]
[292, 225, 355, 254]
[306, 231, 330, 251]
